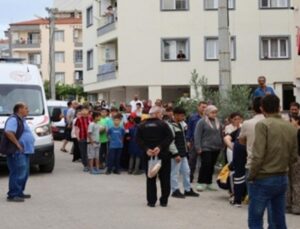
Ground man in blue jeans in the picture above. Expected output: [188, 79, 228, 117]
[248, 95, 298, 229]
[3, 102, 35, 202]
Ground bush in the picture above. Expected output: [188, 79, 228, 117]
[178, 69, 252, 120]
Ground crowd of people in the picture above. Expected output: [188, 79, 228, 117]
[57, 76, 300, 229]
[2, 76, 300, 228]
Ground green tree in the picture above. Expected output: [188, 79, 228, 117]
[179, 70, 252, 120]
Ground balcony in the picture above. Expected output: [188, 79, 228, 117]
[11, 39, 40, 49]
[74, 38, 83, 47]
[97, 61, 118, 82]
[97, 16, 117, 37]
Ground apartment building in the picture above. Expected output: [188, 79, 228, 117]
[6, 11, 83, 85]
[82, 0, 300, 109]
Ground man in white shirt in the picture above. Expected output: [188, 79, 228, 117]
[239, 97, 265, 169]
[130, 95, 143, 112]
[239, 96, 275, 228]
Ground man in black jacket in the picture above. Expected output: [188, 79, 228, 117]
[136, 106, 174, 207]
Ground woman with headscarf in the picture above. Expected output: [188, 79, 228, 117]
[194, 105, 223, 192]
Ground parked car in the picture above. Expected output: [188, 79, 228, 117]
[0, 59, 55, 172]
[47, 100, 68, 140]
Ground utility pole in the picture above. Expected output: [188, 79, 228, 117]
[46, 8, 58, 100]
[218, 0, 232, 98]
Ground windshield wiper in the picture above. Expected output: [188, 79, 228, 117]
[0, 113, 12, 116]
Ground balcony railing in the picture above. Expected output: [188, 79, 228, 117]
[97, 61, 118, 81]
[97, 16, 117, 37]
[74, 38, 83, 47]
[12, 39, 41, 49]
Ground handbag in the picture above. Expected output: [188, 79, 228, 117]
[147, 156, 162, 178]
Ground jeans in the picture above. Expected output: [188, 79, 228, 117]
[78, 140, 88, 167]
[7, 153, 30, 198]
[107, 148, 122, 172]
[189, 146, 200, 182]
[248, 176, 288, 229]
[171, 157, 191, 193]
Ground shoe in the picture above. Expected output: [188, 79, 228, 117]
[147, 203, 155, 207]
[94, 168, 105, 174]
[90, 169, 101, 175]
[20, 194, 31, 199]
[171, 189, 185, 199]
[133, 170, 143, 175]
[160, 203, 167, 207]
[230, 200, 242, 208]
[106, 170, 112, 175]
[60, 149, 68, 153]
[7, 196, 25, 202]
[83, 167, 89, 172]
[113, 170, 121, 175]
[184, 189, 199, 197]
[206, 184, 218, 191]
[196, 183, 207, 192]
[128, 170, 133, 174]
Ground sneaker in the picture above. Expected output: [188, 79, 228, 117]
[7, 196, 25, 202]
[83, 167, 89, 172]
[128, 170, 133, 174]
[206, 184, 218, 191]
[133, 170, 143, 175]
[90, 169, 101, 175]
[196, 183, 207, 192]
[113, 170, 121, 175]
[95, 168, 105, 174]
[230, 200, 242, 208]
[184, 189, 199, 197]
[106, 170, 112, 175]
[171, 189, 185, 198]
[20, 193, 31, 199]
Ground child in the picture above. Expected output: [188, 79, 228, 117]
[87, 111, 104, 175]
[106, 113, 125, 174]
[128, 117, 143, 175]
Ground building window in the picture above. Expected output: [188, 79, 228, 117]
[161, 0, 189, 11]
[74, 50, 83, 63]
[55, 72, 65, 84]
[75, 71, 83, 81]
[205, 37, 236, 60]
[162, 38, 190, 61]
[87, 49, 94, 70]
[55, 31, 64, 42]
[204, 0, 235, 10]
[86, 6, 93, 27]
[260, 37, 290, 59]
[259, 0, 289, 9]
[55, 52, 65, 63]
[28, 53, 41, 65]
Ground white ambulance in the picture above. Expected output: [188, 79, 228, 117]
[0, 59, 55, 172]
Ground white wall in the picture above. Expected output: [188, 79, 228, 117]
[83, 0, 297, 100]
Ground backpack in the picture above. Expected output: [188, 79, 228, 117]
[217, 164, 231, 190]
[0, 114, 24, 155]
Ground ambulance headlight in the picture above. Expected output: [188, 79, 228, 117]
[35, 125, 51, 136]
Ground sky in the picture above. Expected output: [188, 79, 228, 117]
[0, 0, 53, 39]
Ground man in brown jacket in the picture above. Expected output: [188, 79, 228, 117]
[248, 95, 298, 229]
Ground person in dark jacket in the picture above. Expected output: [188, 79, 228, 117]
[168, 107, 199, 198]
[186, 101, 207, 182]
[136, 106, 174, 207]
[128, 117, 143, 175]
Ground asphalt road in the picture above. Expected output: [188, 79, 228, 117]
[0, 141, 299, 229]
